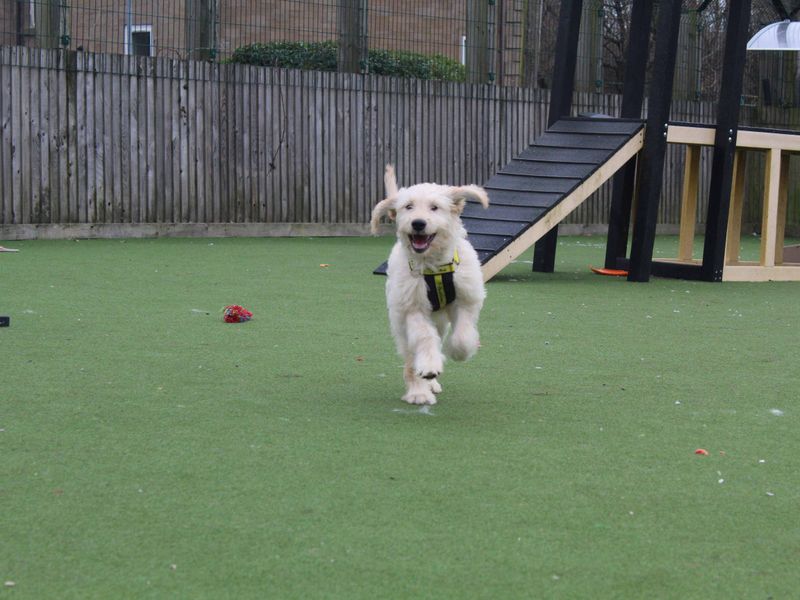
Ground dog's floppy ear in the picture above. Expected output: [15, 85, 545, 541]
[447, 184, 490, 215]
[370, 165, 400, 234]
[370, 197, 396, 234]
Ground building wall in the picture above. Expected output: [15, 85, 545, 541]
[0, 1, 16, 46]
[1, 1, 523, 81]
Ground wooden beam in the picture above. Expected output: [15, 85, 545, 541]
[724, 150, 746, 265]
[482, 131, 644, 281]
[666, 125, 715, 145]
[723, 265, 800, 282]
[677, 145, 700, 261]
[667, 126, 800, 151]
[775, 152, 790, 265]
[737, 129, 800, 151]
[760, 148, 782, 267]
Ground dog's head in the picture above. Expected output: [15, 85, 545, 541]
[370, 165, 489, 257]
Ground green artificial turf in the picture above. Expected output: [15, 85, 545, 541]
[2, 235, 799, 599]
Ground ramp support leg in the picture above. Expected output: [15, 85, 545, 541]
[532, 227, 559, 273]
[604, 157, 638, 269]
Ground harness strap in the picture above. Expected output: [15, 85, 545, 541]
[416, 249, 460, 311]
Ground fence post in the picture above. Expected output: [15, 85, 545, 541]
[521, 0, 544, 87]
[576, 1, 603, 92]
[338, 0, 368, 73]
[187, 0, 217, 60]
[466, 0, 489, 84]
[36, 0, 66, 48]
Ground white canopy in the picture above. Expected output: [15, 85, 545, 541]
[747, 20, 800, 51]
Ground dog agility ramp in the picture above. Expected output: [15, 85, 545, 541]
[374, 117, 644, 280]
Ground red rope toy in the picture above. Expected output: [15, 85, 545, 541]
[223, 305, 253, 323]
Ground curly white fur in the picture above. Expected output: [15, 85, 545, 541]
[371, 165, 489, 405]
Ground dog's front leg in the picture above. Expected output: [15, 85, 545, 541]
[405, 311, 444, 380]
[402, 360, 437, 405]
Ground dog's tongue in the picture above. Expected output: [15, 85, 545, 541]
[411, 235, 432, 251]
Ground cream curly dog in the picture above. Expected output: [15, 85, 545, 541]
[371, 165, 490, 405]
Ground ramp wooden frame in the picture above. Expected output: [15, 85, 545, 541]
[477, 120, 644, 281]
[663, 124, 800, 282]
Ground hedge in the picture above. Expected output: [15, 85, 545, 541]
[228, 41, 465, 82]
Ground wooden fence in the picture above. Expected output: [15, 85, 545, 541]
[0, 46, 797, 239]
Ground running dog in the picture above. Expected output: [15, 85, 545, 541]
[371, 165, 490, 405]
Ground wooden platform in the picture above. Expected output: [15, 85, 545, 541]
[374, 117, 645, 280]
[660, 124, 800, 282]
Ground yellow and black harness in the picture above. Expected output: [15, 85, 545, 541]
[412, 249, 460, 312]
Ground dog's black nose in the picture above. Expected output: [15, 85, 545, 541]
[411, 219, 426, 232]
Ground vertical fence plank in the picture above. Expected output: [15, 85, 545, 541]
[0, 48, 11, 224]
[57, 52, 69, 223]
[179, 60, 190, 223]
[208, 62, 220, 223]
[141, 57, 152, 223]
[118, 55, 130, 223]
[186, 60, 197, 223]
[106, 54, 119, 223]
[242, 64, 254, 223]
[23, 49, 36, 224]
[170, 58, 182, 223]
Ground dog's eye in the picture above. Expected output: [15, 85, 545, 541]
[405, 204, 413, 210]
[430, 205, 439, 211]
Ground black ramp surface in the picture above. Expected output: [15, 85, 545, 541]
[374, 117, 644, 275]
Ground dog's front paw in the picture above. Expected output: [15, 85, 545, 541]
[415, 353, 443, 381]
[403, 389, 437, 405]
[429, 378, 442, 394]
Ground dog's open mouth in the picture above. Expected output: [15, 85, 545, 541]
[409, 233, 436, 253]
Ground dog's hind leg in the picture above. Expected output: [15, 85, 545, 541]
[444, 303, 481, 362]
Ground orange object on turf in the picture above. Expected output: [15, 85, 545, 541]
[590, 266, 629, 277]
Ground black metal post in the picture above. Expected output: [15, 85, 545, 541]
[604, 0, 654, 269]
[532, 0, 583, 273]
[627, 0, 683, 282]
[700, 0, 752, 281]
